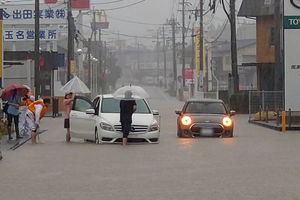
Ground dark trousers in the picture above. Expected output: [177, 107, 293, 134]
[121, 121, 131, 138]
[7, 114, 19, 137]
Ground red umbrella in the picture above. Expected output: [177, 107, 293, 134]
[0, 84, 30, 101]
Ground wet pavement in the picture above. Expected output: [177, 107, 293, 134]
[1, 87, 300, 200]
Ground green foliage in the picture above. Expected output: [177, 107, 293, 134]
[229, 92, 249, 114]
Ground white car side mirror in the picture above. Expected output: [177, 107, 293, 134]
[152, 110, 159, 115]
[86, 109, 95, 115]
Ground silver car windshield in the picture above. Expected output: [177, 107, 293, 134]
[101, 98, 151, 114]
[185, 102, 227, 114]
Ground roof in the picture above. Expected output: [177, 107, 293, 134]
[186, 98, 224, 103]
[95, 94, 113, 98]
[238, 0, 275, 17]
[212, 39, 256, 54]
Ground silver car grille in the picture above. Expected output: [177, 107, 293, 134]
[114, 125, 149, 134]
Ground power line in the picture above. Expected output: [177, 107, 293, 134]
[205, 19, 228, 43]
[90, 0, 127, 5]
[101, 0, 146, 11]
[107, 16, 164, 26]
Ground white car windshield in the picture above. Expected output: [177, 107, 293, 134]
[101, 98, 151, 114]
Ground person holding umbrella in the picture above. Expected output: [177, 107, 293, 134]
[6, 89, 22, 140]
[120, 90, 137, 146]
[1, 84, 30, 140]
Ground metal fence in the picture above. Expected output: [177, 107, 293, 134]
[193, 91, 219, 100]
[248, 91, 284, 121]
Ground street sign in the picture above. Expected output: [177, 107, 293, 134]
[3, 28, 58, 41]
[284, 16, 300, 29]
[184, 68, 194, 85]
[284, 1, 300, 111]
[71, 0, 90, 10]
[1, 4, 67, 25]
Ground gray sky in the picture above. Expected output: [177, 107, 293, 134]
[88, 0, 244, 46]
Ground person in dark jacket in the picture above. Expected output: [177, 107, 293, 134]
[120, 91, 137, 146]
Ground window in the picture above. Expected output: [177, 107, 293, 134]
[184, 102, 227, 114]
[93, 97, 100, 115]
[101, 98, 151, 114]
[73, 98, 92, 112]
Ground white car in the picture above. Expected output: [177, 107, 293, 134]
[70, 94, 160, 144]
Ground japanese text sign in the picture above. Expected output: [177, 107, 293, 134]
[4, 28, 58, 41]
[1, 3, 67, 25]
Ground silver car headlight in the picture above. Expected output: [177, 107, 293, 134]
[100, 122, 114, 131]
[149, 122, 159, 132]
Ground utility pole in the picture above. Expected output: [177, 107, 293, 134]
[88, 38, 91, 89]
[156, 30, 160, 84]
[67, 0, 74, 81]
[92, 9, 98, 95]
[162, 25, 167, 88]
[136, 37, 141, 83]
[230, 0, 239, 93]
[199, 0, 204, 92]
[191, 27, 195, 97]
[171, 18, 177, 93]
[34, 0, 40, 99]
[103, 41, 107, 93]
[181, 0, 186, 88]
[274, 0, 282, 91]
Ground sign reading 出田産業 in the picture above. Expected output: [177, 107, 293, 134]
[284, 1, 300, 111]
[3, 28, 58, 41]
[1, 3, 67, 25]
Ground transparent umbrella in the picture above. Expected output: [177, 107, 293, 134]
[60, 75, 91, 94]
[113, 85, 149, 100]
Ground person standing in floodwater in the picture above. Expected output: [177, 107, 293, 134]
[120, 91, 137, 146]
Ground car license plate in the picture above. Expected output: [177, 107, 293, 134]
[201, 128, 213, 136]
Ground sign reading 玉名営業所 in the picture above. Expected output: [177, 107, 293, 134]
[284, 1, 300, 111]
[1, 3, 67, 25]
[3, 28, 58, 41]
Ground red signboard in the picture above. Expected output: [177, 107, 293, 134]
[184, 68, 194, 85]
[71, 0, 90, 9]
[44, 0, 58, 3]
[184, 68, 193, 79]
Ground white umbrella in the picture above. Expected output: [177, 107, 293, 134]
[60, 76, 91, 94]
[113, 85, 149, 100]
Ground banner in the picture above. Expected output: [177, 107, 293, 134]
[195, 27, 200, 77]
[1, 4, 67, 25]
[4, 28, 58, 41]
[194, 27, 206, 77]
[284, 1, 300, 111]
[71, 0, 90, 10]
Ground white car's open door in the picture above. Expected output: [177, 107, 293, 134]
[70, 96, 95, 140]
